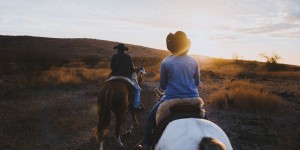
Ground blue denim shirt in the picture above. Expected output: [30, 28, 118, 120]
[160, 55, 201, 100]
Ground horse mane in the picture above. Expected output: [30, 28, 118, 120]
[199, 137, 227, 150]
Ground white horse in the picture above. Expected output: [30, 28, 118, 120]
[155, 118, 233, 150]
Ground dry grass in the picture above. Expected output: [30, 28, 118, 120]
[209, 58, 233, 69]
[262, 71, 300, 80]
[144, 64, 161, 81]
[81, 55, 102, 68]
[132, 57, 162, 67]
[215, 64, 243, 77]
[34, 68, 82, 86]
[33, 67, 110, 87]
[80, 68, 110, 81]
[209, 80, 281, 112]
[236, 70, 300, 80]
[0, 78, 28, 99]
[200, 59, 259, 78]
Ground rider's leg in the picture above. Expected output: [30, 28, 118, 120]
[143, 100, 164, 148]
[133, 88, 141, 109]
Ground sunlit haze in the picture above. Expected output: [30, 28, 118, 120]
[1, 0, 299, 65]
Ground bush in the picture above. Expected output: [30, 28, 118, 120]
[82, 56, 102, 68]
[33, 68, 82, 86]
[209, 80, 281, 112]
[259, 53, 288, 71]
[1, 49, 69, 82]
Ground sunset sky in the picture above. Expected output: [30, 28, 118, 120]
[1, 0, 300, 65]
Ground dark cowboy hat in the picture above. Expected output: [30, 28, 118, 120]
[166, 31, 191, 55]
[114, 43, 128, 51]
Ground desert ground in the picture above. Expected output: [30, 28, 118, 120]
[1, 36, 300, 150]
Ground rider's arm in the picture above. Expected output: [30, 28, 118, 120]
[128, 55, 135, 74]
[111, 55, 117, 71]
[159, 62, 168, 90]
[193, 60, 201, 88]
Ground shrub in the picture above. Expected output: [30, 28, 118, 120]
[259, 53, 287, 71]
[79, 68, 110, 82]
[260, 53, 281, 64]
[33, 68, 81, 86]
[82, 56, 102, 68]
[32, 67, 110, 87]
[12, 49, 69, 81]
[209, 80, 281, 112]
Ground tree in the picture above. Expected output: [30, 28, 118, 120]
[259, 53, 281, 64]
[232, 53, 239, 61]
[259, 53, 285, 71]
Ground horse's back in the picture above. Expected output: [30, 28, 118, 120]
[99, 80, 131, 108]
[155, 118, 233, 150]
[100, 80, 131, 95]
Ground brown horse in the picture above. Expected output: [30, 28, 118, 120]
[97, 68, 145, 150]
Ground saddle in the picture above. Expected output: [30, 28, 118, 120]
[151, 98, 206, 146]
[156, 98, 205, 126]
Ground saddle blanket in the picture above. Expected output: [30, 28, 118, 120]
[156, 97, 205, 125]
[108, 76, 134, 86]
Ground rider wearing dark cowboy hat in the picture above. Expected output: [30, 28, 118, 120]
[111, 43, 144, 112]
[111, 43, 135, 79]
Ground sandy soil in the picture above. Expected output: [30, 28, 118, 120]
[0, 79, 299, 150]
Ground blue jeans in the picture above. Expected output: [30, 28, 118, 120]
[133, 88, 141, 108]
[132, 79, 141, 108]
[143, 100, 165, 146]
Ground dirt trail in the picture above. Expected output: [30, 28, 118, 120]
[1, 79, 299, 150]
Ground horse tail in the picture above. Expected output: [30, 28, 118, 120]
[199, 137, 227, 150]
[97, 86, 113, 140]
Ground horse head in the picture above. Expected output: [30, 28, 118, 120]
[199, 137, 227, 150]
[134, 66, 146, 84]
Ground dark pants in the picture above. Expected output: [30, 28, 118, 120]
[143, 100, 165, 147]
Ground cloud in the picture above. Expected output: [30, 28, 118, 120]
[270, 30, 300, 38]
[285, 11, 300, 23]
[235, 23, 300, 34]
[209, 35, 237, 42]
